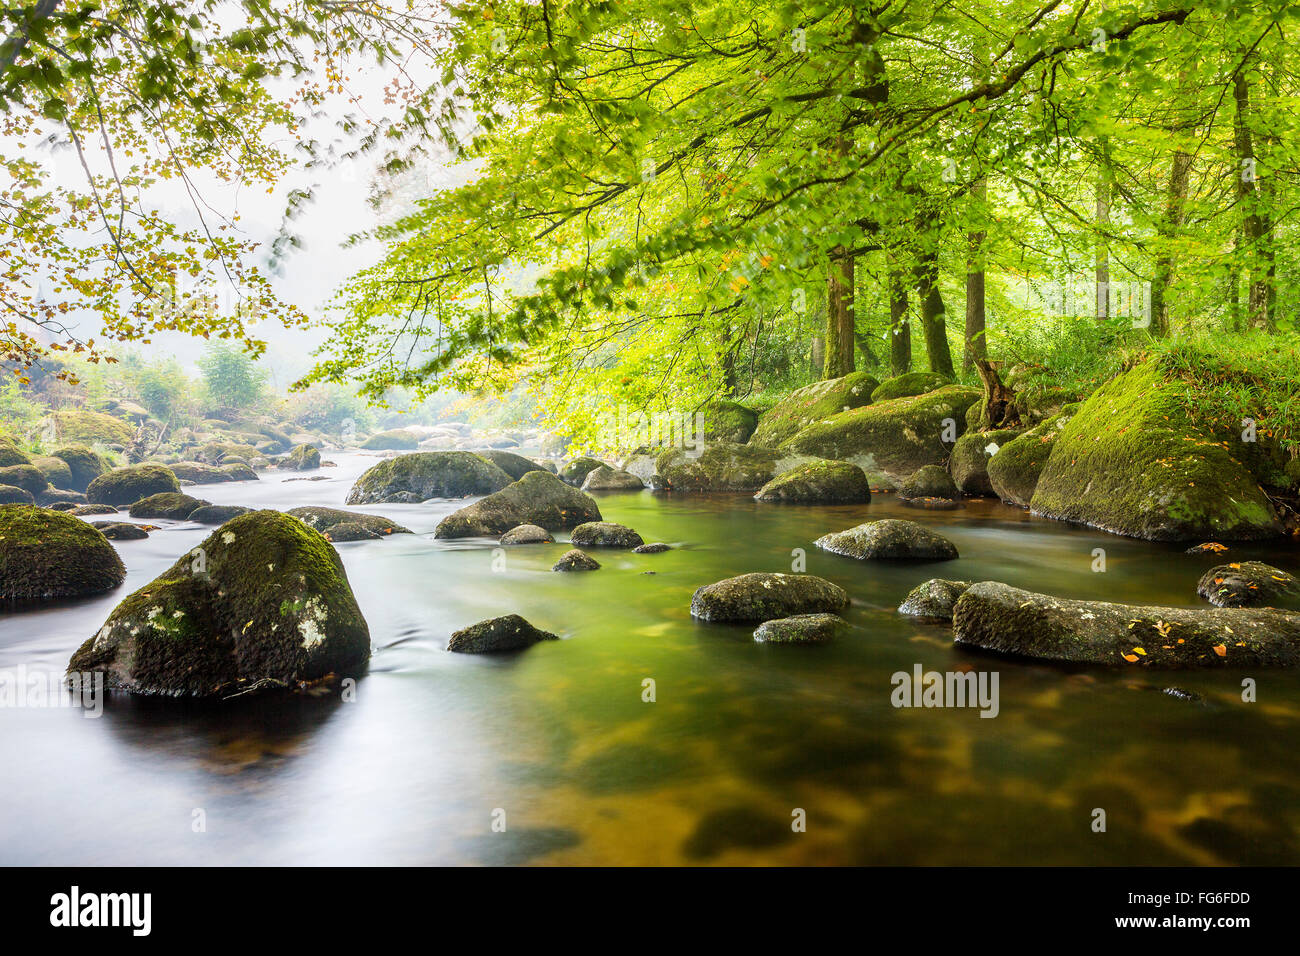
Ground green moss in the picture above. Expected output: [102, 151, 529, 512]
[285, 443, 322, 471]
[287, 506, 411, 538]
[900, 464, 959, 500]
[949, 428, 1023, 496]
[51, 445, 108, 492]
[559, 456, 605, 486]
[347, 451, 513, 504]
[360, 428, 420, 450]
[703, 400, 760, 443]
[1030, 362, 1281, 540]
[871, 371, 951, 402]
[753, 459, 871, 503]
[750, 372, 879, 447]
[31, 455, 74, 489]
[0, 464, 48, 496]
[128, 492, 208, 519]
[656, 442, 786, 491]
[0, 485, 34, 504]
[0, 437, 31, 468]
[52, 409, 135, 446]
[986, 413, 1071, 507]
[85, 464, 180, 506]
[0, 504, 125, 603]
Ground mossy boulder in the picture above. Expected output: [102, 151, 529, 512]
[434, 470, 603, 538]
[474, 450, 547, 481]
[0, 484, 35, 504]
[50, 445, 108, 492]
[500, 524, 555, 545]
[816, 519, 958, 561]
[128, 492, 209, 520]
[750, 372, 879, 447]
[559, 456, 606, 487]
[86, 464, 180, 506]
[571, 521, 644, 548]
[0, 437, 31, 467]
[93, 521, 150, 541]
[752, 613, 846, 644]
[37, 488, 86, 507]
[899, 464, 959, 501]
[581, 465, 645, 491]
[1196, 561, 1298, 608]
[197, 441, 261, 464]
[871, 371, 952, 402]
[703, 400, 760, 443]
[948, 428, 1023, 497]
[169, 461, 233, 484]
[360, 428, 421, 450]
[986, 413, 1072, 508]
[952, 581, 1300, 667]
[753, 459, 871, 503]
[553, 548, 601, 571]
[634, 542, 670, 553]
[781, 385, 981, 489]
[188, 504, 253, 525]
[71, 503, 118, 517]
[447, 614, 558, 653]
[220, 462, 258, 481]
[691, 572, 849, 623]
[287, 506, 411, 539]
[31, 455, 74, 490]
[346, 452, 513, 505]
[52, 408, 134, 445]
[0, 505, 125, 603]
[1029, 363, 1282, 540]
[655, 442, 813, 492]
[0, 464, 47, 496]
[67, 510, 371, 696]
[898, 578, 973, 621]
[284, 444, 321, 471]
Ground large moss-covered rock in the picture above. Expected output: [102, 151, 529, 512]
[815, 519, 958, 561]
[752, 613, 846, 644]
[188, 504, 253, 525]
[169, 461, 234, 484]
[37, 488, 85, 508]
[92, 521, 150, 541]
[474, 450, 547, 481]
[1196, 561, 1298, 608]
[197, 441, 261, 465]
[581, 465, 645, 491]
[220, 462, 258, 481]
[128, 492, 209, 520]
[1029, 363, 1282, 540]
[434, 470, 603, 538]
[0, 505, 125, 603]
[781, 385, 981, 489]
[0, 484, 34, 504]
[750, 372, 879, 447]
[899, 464, 959, 501]
[346, 451, 513, 504]
[871, 371, 951, 402]
[67, 511, 371, 696]
[986, 413, 1072, 508]
[690, 572, 849, 623]
[500, 524, 555, 545]
[51, 445, 108, 492]
[287, 506, 411, 539]
[447, 614, 558, 653]
[553, 548, 601, 571]
[753, 459, 871, 503]
[360, 428, 421, 450]
[655, 442, 812, 492]
[703, 400, 760, 443]
[0, 437, 30, 467]
[898, 578, 972, 621]
[31, 455, 74, 490]
[952, 581, 1300, 667]
[949, 428, 1023, 497]
[86, 464, 180, 506]
[571, 521, 643, 548]
[52, 408, 134, 445]
[284, 444, 321, 471]
[559, 457, 606, 487]
[0, 463, 48, 496]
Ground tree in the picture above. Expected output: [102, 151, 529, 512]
[197, 341, 267, 411]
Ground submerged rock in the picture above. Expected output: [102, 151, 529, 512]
[435, 471, 602, 539]
[284, 444, 322, 471]
[347, 451, 513, 504]
[580, 465, 645, 491]
[752, 613, 845, 644]
[949, 428, 1023, 497]
[553, 548, 601, 571]
[750, 372, 879, 447]
[70, 503, 118, 517]
[128, 492, 209, 520]
[690, 572, 849, 623]
[37, 488, 86, 507]
[986, 412, 1072, 508]
[781, 385, 981, 489]
[570, 521, 643, 549]
[86, 464, 180, 506]
[816, 519, 958, 561]
[1029, 361, 1282, 540]
[898, 578, 973, 621]
[220, 462, 259, 481]
[447, 614, 559, 653]
[0, 505, 125, 603]
[188, 504, 253, 525]
[952, 581, 1300, 667]
[287, 506, 411, 539]
[92, 521, 150, 540]
[899, 464, 959, 501]
[633, 542, 671, 553]
[500, 524, 555, 545]
[1196, 561, 1298, 608]
[753, 459, 871, 503]
[67, 510, 371, 696]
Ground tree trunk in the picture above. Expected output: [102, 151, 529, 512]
[964, 177, 986, 371]
[1094, 136, 1111, 321]
[824, 251, 855, 378]
[810, 336, 825, 379]
[974, 359, 1020, 430]
[1149, 149, 1192, 336]
[888, 267, 911, 375]
[915, 251, 955, 378]
[1234, 61, 1274, 331]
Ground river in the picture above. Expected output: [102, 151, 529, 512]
[1, 452, 1297, 865]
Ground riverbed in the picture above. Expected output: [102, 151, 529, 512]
[2, 452, 1298, 865]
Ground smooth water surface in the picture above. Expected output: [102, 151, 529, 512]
[2, 453, 1298, 865]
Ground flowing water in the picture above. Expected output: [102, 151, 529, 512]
[2, 452, 1299, 865]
